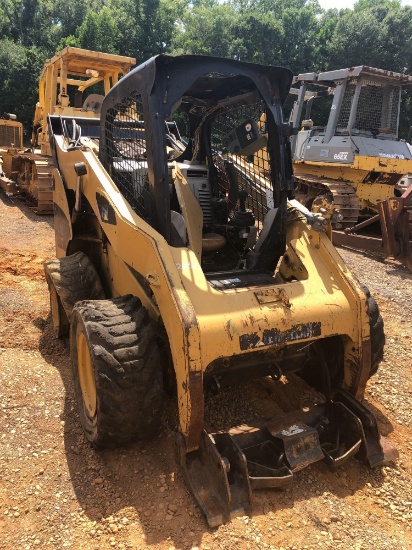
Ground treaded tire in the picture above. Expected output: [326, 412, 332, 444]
[70, 294, 163, 448]
[44, 251, 105, 337]
[360, 284, 385, 378]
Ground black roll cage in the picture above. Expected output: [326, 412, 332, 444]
[99, 55, 293, 250]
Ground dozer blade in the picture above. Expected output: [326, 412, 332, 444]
[179, 391, 398, 527]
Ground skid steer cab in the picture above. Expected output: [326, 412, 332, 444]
[44, 54, 397, 526]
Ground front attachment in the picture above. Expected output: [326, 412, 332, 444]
[179, 391, 398, 527]
[177, 431, 252, 528]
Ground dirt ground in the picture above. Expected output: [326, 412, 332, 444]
[0, 191, 411, 550]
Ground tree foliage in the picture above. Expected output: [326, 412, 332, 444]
[0, 0, 411, 137]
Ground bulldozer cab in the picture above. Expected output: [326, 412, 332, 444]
[99, 54, 294, 275]
[289, 67, 412, 271]
[0, 116, 23, 179]
[290, 66, 412, 164]
[33, 47, 135, 155]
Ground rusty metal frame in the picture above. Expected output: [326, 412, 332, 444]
[333, 186, 412, 272]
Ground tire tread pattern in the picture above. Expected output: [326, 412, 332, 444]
[44, 251, 105, 319]
[360, 284, 385, 378]
[71, 295, 163, 448]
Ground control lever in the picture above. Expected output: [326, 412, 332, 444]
[230, 190, 255, 227]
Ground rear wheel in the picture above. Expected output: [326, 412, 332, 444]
[70, 295, 163, 448]
[44, 251, 105, 338]
[361, 284, 385, 377]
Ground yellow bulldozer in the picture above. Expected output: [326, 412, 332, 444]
[289, 66, 412, 270]
[0, 47, 135, 212]
[44, 55, 396, 526]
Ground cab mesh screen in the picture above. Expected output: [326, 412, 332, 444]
[104, 92, 153, 223]
[337, 77, 400, 135]
[355, 80, 399, 134]
[209, 101, 272, 230]
[0, 124, 22, 148]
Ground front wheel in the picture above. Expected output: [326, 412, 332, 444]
[70, 295, 164, 448]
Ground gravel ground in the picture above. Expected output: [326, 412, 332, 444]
[0, 192, 411, 550]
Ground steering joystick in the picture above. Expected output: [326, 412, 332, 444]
[230, 190, 255, 227]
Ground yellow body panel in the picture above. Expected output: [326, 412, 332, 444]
[355, 183, 395, 210]
[0, 146, 25, 177]
[173, 164, 203, 261]
[294, 156, 412, 183]
[294, 155, 412, 213]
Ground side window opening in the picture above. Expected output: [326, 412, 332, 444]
[168, 77, 285, 282]
[102, 68, 289, 285]
[104, 92, 153, 224]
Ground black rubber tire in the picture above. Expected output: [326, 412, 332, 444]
[304, 196, 316, 210]
[297, 282, 385, 389]
[360, 284, 385, 377]
[70, 294, 163, 448]
[44, 251, 105, 337]
[45, 271, 69, 338]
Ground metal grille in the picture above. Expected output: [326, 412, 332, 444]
[355, 79, 399, 134]
[337, 82, 356, 130]
[104, 92, 153, 223]
[197, 187, 213, 225]
[210, 101, 272, 230]
[0, 124, 22, 147]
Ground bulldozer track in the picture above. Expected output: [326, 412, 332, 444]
[12, 153, 54, 214]
[295, 174, 360, 229]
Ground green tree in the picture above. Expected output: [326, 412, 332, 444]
[353, 0, 401, 12]
[76, 7, 119, 53]
[172, 3, 236, 57]
[0, 39, 44, 130]
[1, 0, 412, 142]
[315, 9, 339, 70]
[230, 13, 283, 64]
[277, 2, 321, 72]
[107, 0, 186, 59]
[379, 6, 412, 73]
[53, 0, 96, 38]
[0, 0, 60, 51]
[326, 10, 383, 68]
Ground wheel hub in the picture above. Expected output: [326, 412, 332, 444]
[77, 332, 97, 418]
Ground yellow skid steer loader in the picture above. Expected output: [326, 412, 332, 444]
[44, 55, 396, 526]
